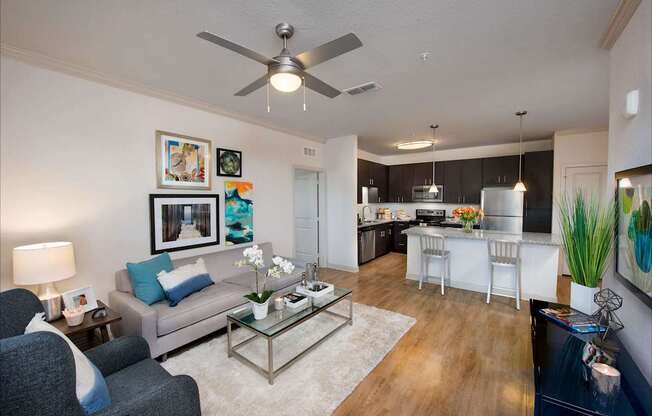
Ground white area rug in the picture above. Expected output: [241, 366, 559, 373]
[162, 302, 415, 416]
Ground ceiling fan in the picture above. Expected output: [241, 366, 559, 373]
[197, 23, 362, 98]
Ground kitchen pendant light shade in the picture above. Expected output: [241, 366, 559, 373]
[513, 180, 527, 192]
[270, 72, 302, 92]
[428, 124, 439, 193]
[428, 184, 439, 194]
[515, 110, 527, 193]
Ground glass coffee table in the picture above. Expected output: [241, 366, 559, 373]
[227, 287, 353, 384]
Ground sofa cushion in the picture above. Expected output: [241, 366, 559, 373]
[104, 359, 171, 404]
[126, 253, 173, 305]
[223, 268, 304, 292]
[151, 282, 249, 336]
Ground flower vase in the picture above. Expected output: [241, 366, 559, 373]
[251, 299, 270, 320]
[463, 221, 473, 233]
[570, 282, 600, 315]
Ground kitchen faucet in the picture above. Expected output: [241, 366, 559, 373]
[362, 205, 372, 222]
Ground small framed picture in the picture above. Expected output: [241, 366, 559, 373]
[156, 130, 212, 190]
[149, 194, 220, 254]
[217, 148, 242, 177]
[62, 286, 98, 313]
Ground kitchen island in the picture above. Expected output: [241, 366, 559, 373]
[403, 227, 561, 302]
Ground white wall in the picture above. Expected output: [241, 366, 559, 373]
[324, 135, 359, 272]
[551, 129, 609, 235]
[605, 0, 652, 385]
[0, 56, 323, 302]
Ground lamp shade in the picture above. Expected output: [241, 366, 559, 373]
[13, 242, 76, 285]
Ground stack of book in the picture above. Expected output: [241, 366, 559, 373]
[538, 306, 606, 333]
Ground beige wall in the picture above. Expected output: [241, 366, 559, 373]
[605, 0, 652, 384]
[0, 56, 323, 302]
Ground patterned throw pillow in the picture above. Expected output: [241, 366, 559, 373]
[157, 258, 214, 306]
[25, 313, 111, 415]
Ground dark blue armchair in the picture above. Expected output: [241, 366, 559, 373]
[0, 288, 201, 416]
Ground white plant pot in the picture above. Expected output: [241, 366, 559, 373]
[570, 282, 600, 315]
[251, 299, 270, 320]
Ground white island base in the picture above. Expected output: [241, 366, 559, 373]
[404, 228, 561, 302]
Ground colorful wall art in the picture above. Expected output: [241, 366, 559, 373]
[225, 181, 253, 245]
[156, 130, 211, 190]
[616, 165, 652, 306]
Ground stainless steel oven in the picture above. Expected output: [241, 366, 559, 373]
[411, 185, 444, 202]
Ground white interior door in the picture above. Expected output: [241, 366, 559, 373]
[561, 164, 608, 274]
[294, 169, 319, 266]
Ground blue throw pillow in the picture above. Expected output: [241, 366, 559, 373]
[126, 253, 173, 305]
[157, 258, 214, 306]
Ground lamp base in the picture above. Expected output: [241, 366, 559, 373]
[38, 282, 62, 322]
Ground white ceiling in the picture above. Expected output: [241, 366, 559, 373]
[1, 0, 616, 154]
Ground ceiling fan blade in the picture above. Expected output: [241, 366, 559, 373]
[234, 74, 269, 96]
[197, 31, 275, 66]
[295, 33, 362, 69]
[302, 72, 340, 98]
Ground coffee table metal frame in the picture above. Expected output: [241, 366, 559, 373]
[227, 291, 353, 385]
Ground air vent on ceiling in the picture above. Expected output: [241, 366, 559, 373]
[343, 82, 382, 96]
[303, 147, 317, 157]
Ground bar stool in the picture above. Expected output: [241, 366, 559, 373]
[486, 239, 521, 310]
[419, 234, 450, 295]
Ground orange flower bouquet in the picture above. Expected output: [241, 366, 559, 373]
[452, 207, 484, 232]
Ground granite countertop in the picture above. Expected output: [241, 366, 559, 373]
[358, 219, 410, 229]
[402, 226, 560, 246]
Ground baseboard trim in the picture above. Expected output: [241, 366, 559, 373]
[404, 273, 557, 302]
[327, 263, 359, 273]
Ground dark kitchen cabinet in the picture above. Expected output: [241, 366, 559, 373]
[443, 160, 464, 203]
[413, 162, 444, 187]
[522, 150, 554, 232]
[482, 155, 520, 187]
[443, 159, 482, 204]
[358, 159, 388, 203]
[392, 222, 410, 253]
[388, 164, 414, 202]
[374, 223, 392, 257]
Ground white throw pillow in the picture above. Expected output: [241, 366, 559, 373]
[25, 313, 111, 414]
[157, 258, 214, 306]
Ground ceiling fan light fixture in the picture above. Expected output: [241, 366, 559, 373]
[270, 72, 302, 93]
[396, 140, 433, 150]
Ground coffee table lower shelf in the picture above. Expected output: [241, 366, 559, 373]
[226, 292, 353, 385]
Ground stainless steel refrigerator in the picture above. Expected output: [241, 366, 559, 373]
[480, 187, 524, 233]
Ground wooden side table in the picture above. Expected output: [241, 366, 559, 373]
[51, 300, 121, 351]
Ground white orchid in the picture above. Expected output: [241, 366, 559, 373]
[235, 246, 295, 303]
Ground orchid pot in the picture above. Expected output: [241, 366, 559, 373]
[570, 282, 600, 315]
[236, 245, 295, 320]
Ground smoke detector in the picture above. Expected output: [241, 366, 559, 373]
[343, 82, 382, 96]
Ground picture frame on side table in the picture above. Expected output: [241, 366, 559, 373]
[62, 286, 98, 313]
[149, 194, 220, 254]
[615, 164, 652, 308]
[217, 148, 242, 177]
[156, 130, 211, 190]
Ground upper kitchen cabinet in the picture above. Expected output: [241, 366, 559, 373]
[357, 159, 388, 203]
[482, 155, 520, 187]
[443, 159, 482, 204]
[388, 164, 414, 202]
[413, 162, 444, 187]
[522, 150, 554, 232]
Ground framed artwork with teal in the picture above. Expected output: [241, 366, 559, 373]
[615, 164, 652, 308]
[225, 181, 253, 245]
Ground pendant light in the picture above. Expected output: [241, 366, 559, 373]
[428, 124, 439, 194]
[514, 111, 527, 192]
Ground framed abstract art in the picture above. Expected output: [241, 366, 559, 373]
[224, 181, 253, 245]
[217, 148, 242, 177]
[149, 194, 220, 254]
[615, 164, 652, 308]
[156, 130, 211, 190]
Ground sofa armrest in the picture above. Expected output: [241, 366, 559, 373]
[0, 332, 85, 416]
[84, 336, 150, 377]
[96, 375, 200, 416]
[108, 291, 158, 353]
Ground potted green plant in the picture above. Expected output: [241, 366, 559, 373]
[558, 192, 615, 315]
[235, 245, 295, 320]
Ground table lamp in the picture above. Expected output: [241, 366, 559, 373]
[13, 242, 76, 321]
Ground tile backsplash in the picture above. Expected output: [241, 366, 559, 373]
[357, 202, 480, 219]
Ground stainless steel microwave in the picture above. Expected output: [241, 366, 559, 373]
[412, 185, 444, 202]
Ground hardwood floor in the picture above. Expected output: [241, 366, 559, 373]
[320, 252, 535, 416]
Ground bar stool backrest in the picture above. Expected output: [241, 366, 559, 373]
[420, 234, 445, 253]
[487, 239, 520, 260]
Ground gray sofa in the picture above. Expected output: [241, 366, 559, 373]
[109, 242, 304, 359]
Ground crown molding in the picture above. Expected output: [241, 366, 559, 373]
[0, 43, 325, 144]
[600, 0, 641, 49]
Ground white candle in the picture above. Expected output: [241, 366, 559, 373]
[591, 363, 621, 412]
[274, 297, 285, 311]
